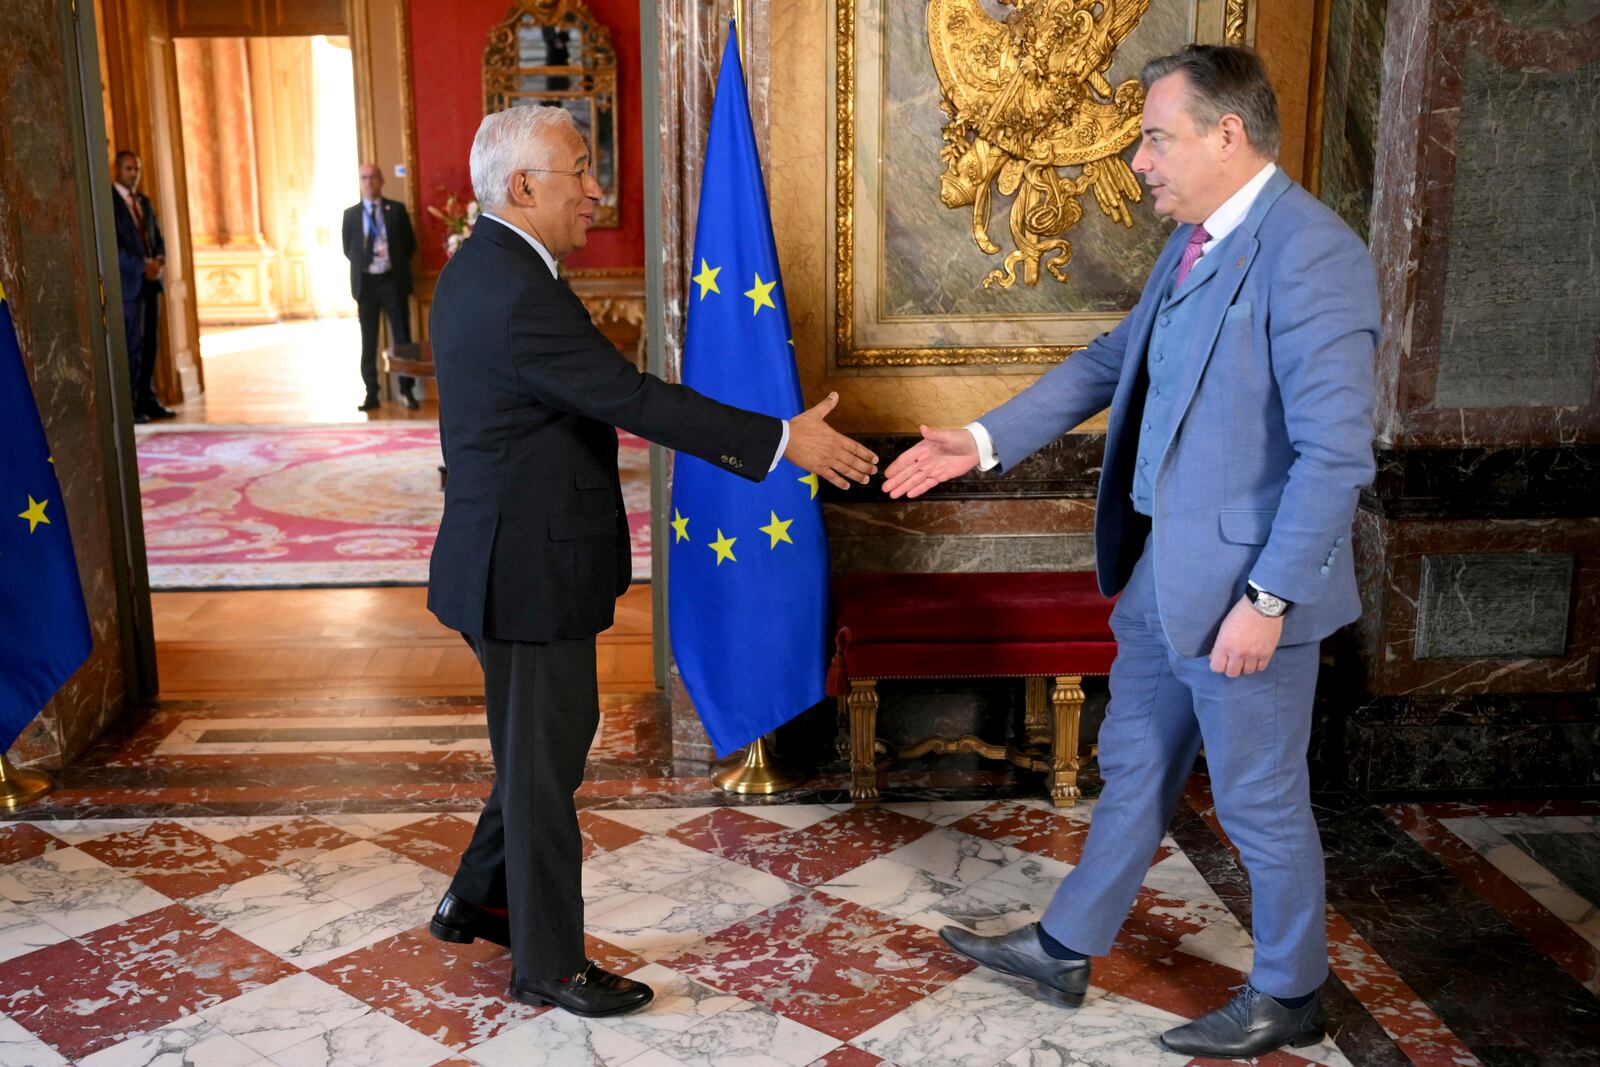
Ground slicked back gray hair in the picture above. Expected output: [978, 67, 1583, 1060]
[470, 105, 579, 208]
[1141, 45, 1281, 159]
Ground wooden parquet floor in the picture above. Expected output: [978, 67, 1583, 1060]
[152, 584, 654, 698]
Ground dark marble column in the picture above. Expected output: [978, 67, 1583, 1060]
[0, 0, 132, 768]
[1334, 0, 1600, 793]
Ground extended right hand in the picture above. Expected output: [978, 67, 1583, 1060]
[880, 425, 980, 498]
[782, 392, 879, 490]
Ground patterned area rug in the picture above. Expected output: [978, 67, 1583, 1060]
[137, 423, 652, 590]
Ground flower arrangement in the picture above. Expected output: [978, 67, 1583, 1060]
[428, 190, 480, 257]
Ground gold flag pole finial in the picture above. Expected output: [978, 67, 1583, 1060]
[0, 755, 52, 813]
[712, 733, 807, 795]
[732, 0, 745, 69]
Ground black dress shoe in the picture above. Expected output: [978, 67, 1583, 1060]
[133, 412, 151, 425]
[940, 924, 1090, 1005]
[508, 961, 653, 1017]
[428, 891, 510, 948]
[400, 391, 420, 411]
[1160, 986, 1324, 1058]
[357, 396, 381, 412]
[140, 402, 178, 420]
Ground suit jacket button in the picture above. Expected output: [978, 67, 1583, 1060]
[1319, 565, 1331, 575]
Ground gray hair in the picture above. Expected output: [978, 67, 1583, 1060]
[469, 105, 578, 208]
[1141, 45, 1281, 159]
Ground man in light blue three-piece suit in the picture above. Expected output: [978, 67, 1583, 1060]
[882, 46, 1377, 1060]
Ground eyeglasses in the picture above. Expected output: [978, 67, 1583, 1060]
[524, 163, 595, 182]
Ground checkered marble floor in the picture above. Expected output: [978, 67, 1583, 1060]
[0, 799, 1357, 1067]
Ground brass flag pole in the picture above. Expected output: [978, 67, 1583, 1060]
[713, 733, 807, 795]
[0, 755, 52, 813]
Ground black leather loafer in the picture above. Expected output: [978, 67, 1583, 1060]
[508, 961, 653, 1017]
[940, 924, 1091, 1005]
[1160, 985, 1324, 1058]
[428, 891, 511, 949]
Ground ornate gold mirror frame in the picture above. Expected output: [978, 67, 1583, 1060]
[834, 0, 1250, 369]
[484, 0, 621, 227]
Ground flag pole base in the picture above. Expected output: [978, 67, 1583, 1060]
[0, 755, 52, 814]
[712, 736, 807, 795]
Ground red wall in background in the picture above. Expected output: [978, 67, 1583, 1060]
[408, 0, 644, 272]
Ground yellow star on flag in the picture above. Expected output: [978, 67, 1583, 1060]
[671, 509, 691, 542]
[759, 511, 794, 549]
[18, 496, 50, 534]
[693, 259, 721, 299]
[744, 273, 777, 315]
[799, 473, 820, 500]
[708, 529, 737, 565]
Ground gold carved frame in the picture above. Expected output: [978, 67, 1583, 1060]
[833, 0, 1251, 369]
[483, 0, 621, 227]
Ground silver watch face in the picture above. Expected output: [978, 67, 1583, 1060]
[1252, 590, 1288, 617]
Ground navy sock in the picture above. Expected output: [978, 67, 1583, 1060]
[1272, 991, 1316, 1009]
[1034, 924, 1087, 961]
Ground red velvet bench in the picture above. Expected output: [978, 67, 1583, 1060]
[828, 572, 1117, 807]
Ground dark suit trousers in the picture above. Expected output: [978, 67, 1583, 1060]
[450, 632, 599, 979]
[121, 298, 143, 403]
[356, 272, 414, 398]
[135, 292, 160, 409]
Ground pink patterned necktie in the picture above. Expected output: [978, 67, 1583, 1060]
[1173, 224, 1211, 287]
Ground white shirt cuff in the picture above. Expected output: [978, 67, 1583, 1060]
[769, 420, 790, 473]
[966, 420, 999, 472]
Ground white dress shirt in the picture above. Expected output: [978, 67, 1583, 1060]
[479, 213, 790, 470]
[966, 162, 1280, 471]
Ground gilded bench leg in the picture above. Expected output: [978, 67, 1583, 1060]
[847, 680, 880, 804]
[1050, 675, 1085, 807]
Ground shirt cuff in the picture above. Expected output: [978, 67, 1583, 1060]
[966, 421, 999, 472]
[769, 420, 790, 473]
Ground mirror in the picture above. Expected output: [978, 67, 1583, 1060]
[484, 2, 619, 226]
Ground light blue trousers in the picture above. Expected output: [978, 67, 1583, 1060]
[1040, 542, 1329, 998]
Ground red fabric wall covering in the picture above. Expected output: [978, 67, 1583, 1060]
[407, 0, 644, 272]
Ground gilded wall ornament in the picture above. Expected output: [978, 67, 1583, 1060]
[927, 0, 1150, 288]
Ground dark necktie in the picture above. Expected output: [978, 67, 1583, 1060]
[364, 203, 378, 265]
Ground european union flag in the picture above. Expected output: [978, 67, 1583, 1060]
[0, 280, 93, 751]
[669, 28, 829, 757]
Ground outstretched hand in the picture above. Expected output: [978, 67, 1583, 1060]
[880, 425, 980, 499]
[783, 392, 879, 490]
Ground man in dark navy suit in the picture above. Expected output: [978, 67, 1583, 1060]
[111, 150, 175, 423]
[424, 104, 877, 1019]
[342, 164, 418, 411]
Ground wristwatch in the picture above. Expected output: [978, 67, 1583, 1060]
[1246, 582, 1290, 618]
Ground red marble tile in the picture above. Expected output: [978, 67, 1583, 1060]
[76, 821, 273, 899]
[0, 823, 65, 866]
[663, 891, 971, 1041]
[1325, 908, 1479, 1067]
[579, 811, 648, 859]
[0, 904, 296, 1061]
[312, 927, 546, 1050]
[226, 816, 365, 865]
[666, 807, 787, 859]
[714, 807, 937, 886]
[807, 1047, 885, 1067]
[370, 814, 476, 876]
[950, 802, 1093, 864]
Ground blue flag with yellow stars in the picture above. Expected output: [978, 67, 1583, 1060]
[669, 28, 829, 757]
[0, 279, 93, 751]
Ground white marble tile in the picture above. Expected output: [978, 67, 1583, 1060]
[281, 842, 444, 905]
[201, 973, 371, 1057]
[586, 808, 720, 835]
[736, 804, 839, 831]
[20, 819, 155, 846]
[587, 859, 794, 961]
[0, 1016, 69, 1067]
[644, 1001, 838, 1067]
[0, 905, 72, 963]
[227, 898, 364, 967]
[79, 1015, 266, 1067]
[598, 963, 746, 1047]
[188, 872, 336, 937]
[465, 1010, 649, 1067]
[448, 812, 482, 824]
[817, 857, 962, 920]
[854, 970, 1085, 1067]
[915, 853, 1074, 937]
[181, 818, 296, 844]
[268, 1006, 455, 1067]
[0, 848, 173, 938]
[1004, 990, 1190, 1067]
[583, 838, 726, 901]
[880, 800, 991, 826]
[289, 814, 430, 840]
[1446, 817, 1600, 952]
[881, 828, 1026, 887]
